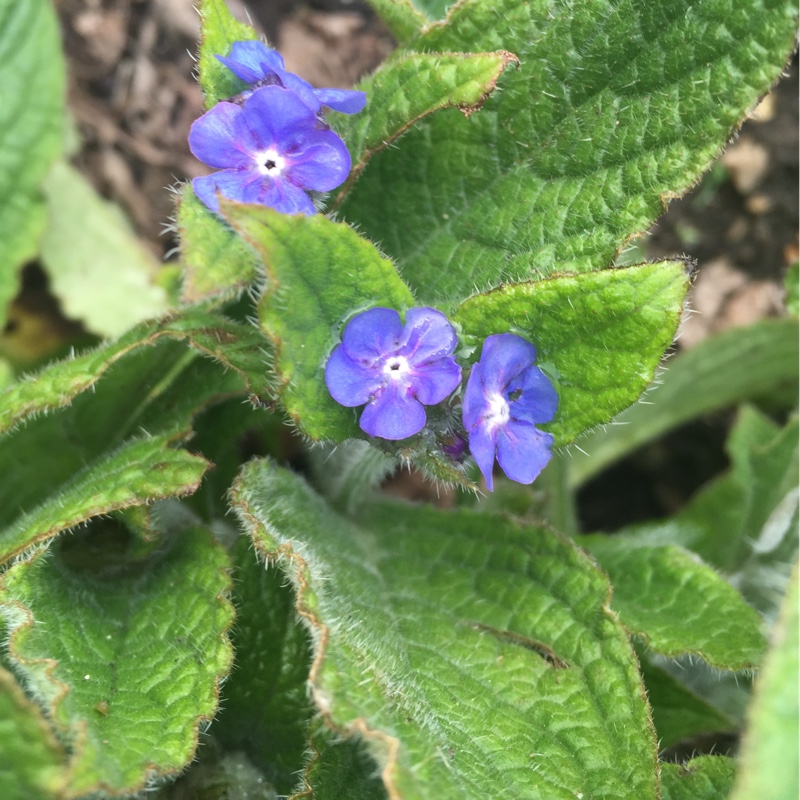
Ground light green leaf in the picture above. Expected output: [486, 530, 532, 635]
[0, 526, 234, 797]
[638, 658, 734, 749]
[0, 668, 66, 800]
[661, 756, 736, 800]
[177, 185, 259, 303]
[409, 0, 453, 19]
[567, 319, 800, 487]
[198, 0, 259, 109]
[332, 51, 518, 199]
[0, 0, 65, 325]
[0, 308, 271, 436]
[343, 0, 797, 304]
[222, 202, 414, 441]
[232, 459, 659, 800]
[0, 433, 208, 567]
[580, 539, 766, 668]
[786, 262, 799, 315]
[452, 261, 689, 444]
[40, 160, 167, 337]
[366, 0, 426, 43]
[729, 564, 799, 800]
[213, 537, 313, 794]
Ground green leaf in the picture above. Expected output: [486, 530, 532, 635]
[0, 525, 234, 797]
[0, 668, 66, 800]
[637, 658, 734, 749]
[232, 459, 659, 800]
[661, 756, 736, 800]
[213, 537, 313, 794]
[580, 538, 766, 668]
[198, 0, 259, 109]
[366, 0, 426, 44]
[40, 160, 167, 337]
[342, 0, 797, 304]
[567, 319, 800, 487]
[0, 0, 65, 325]
[786, 262, 799, 315]
[332, 51, 518, 200]
[0, 308, 271, 436]
[177, 186, 259, 304]
[452, 261, 689, 444]
[0, 433, 208, 567]
[222, 202, 414, 441]
[730, 565, 799, 800]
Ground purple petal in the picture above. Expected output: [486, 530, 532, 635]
[495, 420, 554, 485]
[400, 308, 458, 366]
[242, 86, 318, 150]
[216, 41, 286, 83]
[410, 358, 461, 405]
[467, 419, 498, 491]
[478, 333, 537, 394]
[280, 72, 324, 113]
[508, 365, 559, 425]
[314, 88, 367, 114]
[189, 102, 258, 169]
[325, 345, 383, 406]
[359, 383, 426, 440]
[341, 308, 403, 361]
[192, 170, 257, 212]
[192, 170, 315, 216]
[462, 362, 490, 431]
[285, 131, 351, 192]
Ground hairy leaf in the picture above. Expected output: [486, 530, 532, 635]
[198, 0, 258, 109]
[232, 459, 658, 799]
[223, 203, 414, 440]
[661, 756, 736, 800]
[568, 319, 800, 487]
[0, 0, 65, 324]
[730, 566, 799, 800]
[452, 261, 689, 444]
[0, 527, 234, 796]
[0, 668, 66, 800]
[177, 186, 259, 304]
[40, 161, 167, 337]
[333, 51, 518, 200]
[581, 538, 765, 668]
[344, 0, 797, 304]
[365, 0, 426, 44]
[638, 658, 734, 749]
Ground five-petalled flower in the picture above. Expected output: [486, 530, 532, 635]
[462, 333, 558, 491]
[325, 307, 462, 440]
[217, 40, 367, 116]
[189, 85, 351, 215]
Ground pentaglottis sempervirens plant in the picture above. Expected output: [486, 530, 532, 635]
[0, 0, 797, 798]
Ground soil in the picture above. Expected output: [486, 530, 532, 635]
[50, 0, 799, 528]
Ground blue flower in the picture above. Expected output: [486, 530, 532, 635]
[325, 308, 462, 440]
[217, 41, 367, 116]
[462, 333, 558, 491]
[189, 85, 351, 215]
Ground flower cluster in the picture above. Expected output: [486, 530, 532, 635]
[325, 308, 559, 490]
[189, 41, 365, 216]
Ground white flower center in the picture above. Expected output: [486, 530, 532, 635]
[255, 149, 285, 176]
[484, 392, 510, 430]
[383, 355, 410, 381]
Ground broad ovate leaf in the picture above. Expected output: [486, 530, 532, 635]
[581, 538, 765, 668]
[222, 203, 414, 441]
[344, 0, 797, 304]
[0, 526, 234, 797]
[452, 261, 689, 444]
[232, 459, 659, 799]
